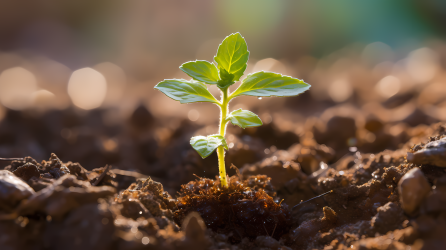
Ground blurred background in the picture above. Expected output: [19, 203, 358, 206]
[1, 0, 446, 192]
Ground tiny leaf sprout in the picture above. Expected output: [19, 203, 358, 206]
[155, 33, 310, 188]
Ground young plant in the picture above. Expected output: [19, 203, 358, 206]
[155, 33, 310, 188]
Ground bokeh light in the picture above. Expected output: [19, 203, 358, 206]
[406, 48, 439, 83]
[329, 79, 353, 102]
[67, 68, 107, 110]
[188, 109, 200, 122]
[0, 67, 37, 110]
[375, 75, 401, 99]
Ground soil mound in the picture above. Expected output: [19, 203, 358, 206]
[174, 175, 290, 241]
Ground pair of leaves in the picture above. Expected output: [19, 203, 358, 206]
[190, 109, 262, 159]
[189, 110, 261, 159]
[155, 71, 310, 104]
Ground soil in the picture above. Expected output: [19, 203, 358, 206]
[1, 60, 446, 249]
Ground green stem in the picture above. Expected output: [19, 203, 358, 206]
[218, 87, 229, 188]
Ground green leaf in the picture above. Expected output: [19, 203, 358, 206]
[217, 67, 235, 89]
[227, 109, 262, 129]
[180, 60, 220, 84]
[214, 33, 249, 82]
[190, 134, 228, 158]
[155, 79, 219, 104]
[230, 71, 310, 98]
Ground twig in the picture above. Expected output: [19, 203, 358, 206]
[293, 190, 334, 210]
[271, 222, 277, 238]
[92, 165, 111, 186]
[109, 169, 149, 179]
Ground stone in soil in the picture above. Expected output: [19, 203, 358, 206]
[0, 170, 35, 211]
[407, 137, 446, 167]
[398, 167, 431, 214]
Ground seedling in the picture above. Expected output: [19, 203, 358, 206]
[155, 33, 310, 188]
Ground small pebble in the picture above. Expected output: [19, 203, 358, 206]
[407, 137, 446, 167]
[0, 170, 35, 209]
[398, 168, 431, 214]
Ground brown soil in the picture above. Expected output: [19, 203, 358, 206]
[0, 120, 445, 249]
[174, 175, 290, 242]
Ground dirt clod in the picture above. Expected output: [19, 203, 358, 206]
[119, 199, 152, 220]
[371, 202, 404, 234]
[12, 162, 40, 182]
[322, 206, 338, 224]
[17, 174, 116, 220]
[117, 177, 176, 218]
